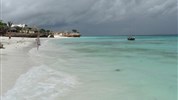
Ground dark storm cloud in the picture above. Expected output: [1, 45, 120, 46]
[2, 0, 177, 35]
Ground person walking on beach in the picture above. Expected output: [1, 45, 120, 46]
[36, 33, 40, 50]
[8, 32, 11, 39]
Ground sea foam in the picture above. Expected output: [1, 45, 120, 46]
[2, 65, 78, 100]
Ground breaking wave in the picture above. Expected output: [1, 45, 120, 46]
[2, 65, 78, 100]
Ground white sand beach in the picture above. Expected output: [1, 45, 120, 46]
[0, 37, 79, 100]
[0, 37, 38, 95]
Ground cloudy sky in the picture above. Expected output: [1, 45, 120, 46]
[1, 0, 177, 35]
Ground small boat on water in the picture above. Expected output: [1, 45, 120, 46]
[127, 36, 135, 40]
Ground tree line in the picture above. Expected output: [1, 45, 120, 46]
[0, 20, 52, 37]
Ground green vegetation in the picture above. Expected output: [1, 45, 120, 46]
[0, 20, 81, 38]
[0, 20, 52, 37]
[72, 29, 79, 33]
[40, 29, 46, 33]
[0, 20, 8, 35]
[0, 20, 7, 29]
[13, 26, 22, 32]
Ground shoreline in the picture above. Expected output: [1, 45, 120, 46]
[1, 37, 80, 99]
[0, 36, 176, 100]
[0, 37, 38, 95]
[0, 36, 75, 96]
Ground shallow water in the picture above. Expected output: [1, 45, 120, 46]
[2, 36, 178, 100]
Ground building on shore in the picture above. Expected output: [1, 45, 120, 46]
[20, 27, 39, 34]
[11, 24, 27, 28]
[53, 31, 81, 38]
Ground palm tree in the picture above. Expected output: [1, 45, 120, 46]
[7, 21, 13, 29]
[40, 29, 46, 33]
[72, 29, 78, 33]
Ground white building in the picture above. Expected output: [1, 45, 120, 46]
[11, 24, 27, 28]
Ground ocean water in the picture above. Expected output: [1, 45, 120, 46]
[2, 36, 178, 100]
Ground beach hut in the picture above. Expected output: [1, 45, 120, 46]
[8, 27, 17, 32]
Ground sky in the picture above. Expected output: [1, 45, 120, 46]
[1, 0, 177, 35]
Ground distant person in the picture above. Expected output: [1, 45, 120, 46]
[36, 34, 41, 50]
[8, 33, 11, 39]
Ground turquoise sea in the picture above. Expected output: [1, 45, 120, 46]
[3, 36, 178, 100]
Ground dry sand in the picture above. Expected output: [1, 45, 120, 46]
[0, 37, 38, 95]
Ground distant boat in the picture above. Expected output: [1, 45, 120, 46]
[127, 36, 135, 40]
